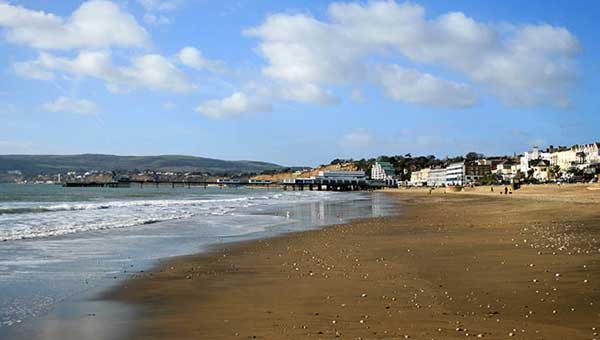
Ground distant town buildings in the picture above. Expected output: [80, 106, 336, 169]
[402, 141, 600, 187]
[3, 141, 599, 187]
[408, 161, 490, 187]
[521, 142, 600, 179]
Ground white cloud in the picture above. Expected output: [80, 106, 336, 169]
[15, 51, 195, 93]
[374, 64, 476, 107]
[138, 0, 180, 26]
[0, 0, 149, 50]
[245, 1, 579, 108]
[138, 0, 179, 12]
[177, 46, 226, 73]
[277, 83, 339, 105]
[13, 60, 54, 80]
[339, 129, 375, 148]
[195, 92, 271, 118]
[42, 96, 99, 115]
[143, 13, 171, 26]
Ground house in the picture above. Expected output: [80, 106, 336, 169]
[492, 160, 518, 181]
[531, 159, 550, 182]
[520, 146, 551, 173]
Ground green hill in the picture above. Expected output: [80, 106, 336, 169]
[0, 154, 287, 176]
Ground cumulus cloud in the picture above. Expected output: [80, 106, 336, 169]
[177, 46, 226, 73]
[42, 96, 99, 115]
[0, 0, 149, 50]
[277, 83, 339, 105]
[245, 0, 579, 107]
[15, 51, 195, 93]
[374, 64, 476, 107]
[195, 92, 272, 118]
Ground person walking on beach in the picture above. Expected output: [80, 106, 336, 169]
[504, 186, 508, 195]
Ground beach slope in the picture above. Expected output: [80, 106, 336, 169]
[106, 187, 600, 339]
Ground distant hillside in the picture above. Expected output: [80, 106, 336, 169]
[0, 154, 287, 176]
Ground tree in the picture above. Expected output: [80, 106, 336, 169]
[479, 173, 497, 185]
[548, 165, 561, 179]
[465, 152, 485, 161]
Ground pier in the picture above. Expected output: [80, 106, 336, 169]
[63, 178, 387, 191]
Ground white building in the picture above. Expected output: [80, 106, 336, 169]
[371, 161, 396, 181]
[531, 159, 551, 182]
[427, 168, 446, 187]
[522, 142, 600, 175]
[493, 161, 519, 182]
[572, 142, 600, 166]
[520, 146, 551, 173]
[409, 168, 430, 186]
[318, 170, 366, 180]
[445, 162, 465, 186]
[547, 149, 575, 171]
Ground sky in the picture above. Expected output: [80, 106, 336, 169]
[0, 0, 598, 166]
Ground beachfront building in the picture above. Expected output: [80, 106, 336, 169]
[520, 146, 552, 173]
[409, 168, 430, 186]
[465, 163, 491, 184]
[492, 160, 519, 182]
[248, 179, 272, 184]
[521, 142, 600, 176]
[371, 160, 397, 186]
[445, 162, 491, 186]
[445, 162, 465, 186]
[572, 142, 600, 166]
[547, 148, 576, 171]
[531, 159, 551, 182]
[317, 170, 366, 180]
[427, 168, 446, 187]
[371, 161, 395, 180]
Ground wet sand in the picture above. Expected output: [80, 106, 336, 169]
[106, 185, 600, 339]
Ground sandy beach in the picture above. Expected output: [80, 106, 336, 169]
[105, 184, 600, 339]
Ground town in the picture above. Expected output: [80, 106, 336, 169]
[2, 141, 599, 191]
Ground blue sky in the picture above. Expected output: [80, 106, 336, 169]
[0, 0, 598, 166]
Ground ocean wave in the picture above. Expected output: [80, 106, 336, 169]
[0, 197, 257, 215]
[0, 191, 342, 241]
[0, 211, 195, 241]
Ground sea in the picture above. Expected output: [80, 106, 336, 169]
[0, 183, 398, 337]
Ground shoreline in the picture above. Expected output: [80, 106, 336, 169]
[99, 185, 600, 339]
[8, 185, 599, 339]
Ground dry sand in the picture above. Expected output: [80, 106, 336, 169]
[105, 185, 600, 339]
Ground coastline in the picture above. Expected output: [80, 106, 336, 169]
[98, 185, 600, 339]
[8, 185, 599, 339]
